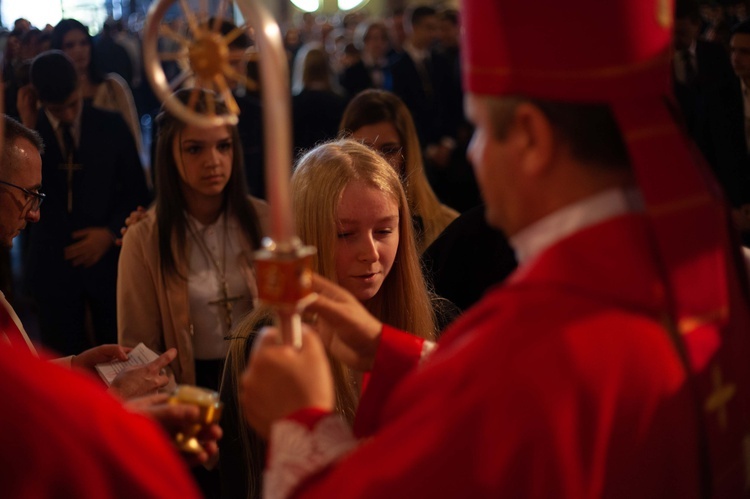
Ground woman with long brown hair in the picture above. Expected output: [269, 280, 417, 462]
[339, 89, 458, 253]
[118, 89, 268, 391]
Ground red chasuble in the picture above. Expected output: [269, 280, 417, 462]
[289, 214, 719, 498]
[0, 341, 201, 498]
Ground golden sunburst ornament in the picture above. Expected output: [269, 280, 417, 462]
[144, 0, 259, 127]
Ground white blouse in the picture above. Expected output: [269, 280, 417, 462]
[186, 212, 257, 360]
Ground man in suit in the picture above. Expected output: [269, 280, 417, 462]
[340, 20, 393, 100]
[673, 0, 750, 209]
[21, 50, 149, 356]
[390, 5, 456, 154]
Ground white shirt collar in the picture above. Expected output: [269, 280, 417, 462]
[44, 106, 81, 133]
[404, 41, 429, 65]
[509, 187, 644, 266]
[45, 106, 82, 149]
[185, 210, 226, 231]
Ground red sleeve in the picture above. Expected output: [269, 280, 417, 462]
[0, 343, 201, 498]
[286, 407, 334, 429]
[353, 324, 424, 437]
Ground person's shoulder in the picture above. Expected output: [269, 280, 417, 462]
[102, 72, 129, 91]
[439, 202, 459, 221]
[122, 207, 158, 245]
[450, 282, 669, 371]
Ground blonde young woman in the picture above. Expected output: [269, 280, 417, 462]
[339, 89, 459, 253]
[117, 89, 268, 391]
[220, 139, 437, 499]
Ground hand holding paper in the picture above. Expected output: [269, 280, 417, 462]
[96, 344, 176, 400]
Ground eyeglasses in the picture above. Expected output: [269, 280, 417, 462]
[376, 144, 404, 163]
[0, 180, 45, 211]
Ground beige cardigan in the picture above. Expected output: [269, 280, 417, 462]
[117, 198, 269, 385]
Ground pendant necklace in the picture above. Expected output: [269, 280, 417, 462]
[187, 214, 244, 331]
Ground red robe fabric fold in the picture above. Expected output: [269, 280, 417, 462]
[0, 341, 201, 498]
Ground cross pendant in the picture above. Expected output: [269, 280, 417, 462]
[208, 282, 243, 331]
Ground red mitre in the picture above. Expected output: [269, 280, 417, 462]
[461, 0, 750, 492]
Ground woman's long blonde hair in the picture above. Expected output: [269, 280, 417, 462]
[223, 139, 436, 499]
[339, 89, 458, 252]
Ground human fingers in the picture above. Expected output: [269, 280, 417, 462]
[94, 344, 130, 361]
[306, 291, 380, 337]
[196, 423, 223, 443]
[147, 403, 201, 433]
[63, 241, 83, 259]
[70, 229, 91, 240]
[147, 348, 178, 373]
[124, 392, 170, 412]
[310, 273, 351, 301]
[250, 327, 283, 358]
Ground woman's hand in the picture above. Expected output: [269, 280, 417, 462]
[240, 327, 334, 438]
[116, 206, 147, 246]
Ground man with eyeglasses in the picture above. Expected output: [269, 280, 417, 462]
[0, 119, 44, 248]
[0, 114, 172, 395]
[0, 116, 219, 497]
[0, 116, 221, 496]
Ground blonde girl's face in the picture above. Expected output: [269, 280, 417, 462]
[173, 124, 233, 199]
[335, 180, 400, 302]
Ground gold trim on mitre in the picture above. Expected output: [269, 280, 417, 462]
[704, 364, 736, 431]
[465, 50, 671, 81]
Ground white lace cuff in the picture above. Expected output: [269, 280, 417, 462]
[264, 415, 358, 499]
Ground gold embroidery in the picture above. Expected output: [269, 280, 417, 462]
[705, 365, 736, 431]
[678, 307, 729, 335]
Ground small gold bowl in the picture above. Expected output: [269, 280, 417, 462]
[168, 385, 223, 454]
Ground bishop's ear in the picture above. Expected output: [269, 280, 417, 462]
[507, 102, 557, 178]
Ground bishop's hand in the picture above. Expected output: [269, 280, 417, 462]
[125, 392, 222, 467]
[240, 327, 334, 438]
[305, 273, 382, 372]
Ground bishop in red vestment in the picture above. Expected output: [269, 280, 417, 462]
[240, 1, 750, 497]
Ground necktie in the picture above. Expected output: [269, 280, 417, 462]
[59, 122, 81, 213]
[60, 122, 77, 162]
